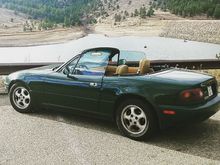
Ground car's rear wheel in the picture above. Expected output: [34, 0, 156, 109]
[116, 99, 157, 140]
[9, 83, 34, 113]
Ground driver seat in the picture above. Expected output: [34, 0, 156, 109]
[138, 59, 150, 75]
[116, 65, 128, 75]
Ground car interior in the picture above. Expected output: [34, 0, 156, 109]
[105, 57, 153, 76]
[61, 48, 154, 77]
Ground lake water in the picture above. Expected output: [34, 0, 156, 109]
[0, 34, 220, 63]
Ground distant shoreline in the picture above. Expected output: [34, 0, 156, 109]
[0, 28, 87, 47]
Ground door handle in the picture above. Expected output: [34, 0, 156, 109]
[89, 82, 98, 87]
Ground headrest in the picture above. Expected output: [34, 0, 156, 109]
[139, 59, 150, 74]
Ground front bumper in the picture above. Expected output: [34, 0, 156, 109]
[158, 94, 220, 129]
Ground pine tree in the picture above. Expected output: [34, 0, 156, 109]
[134, 9, 139, 17]
[140, 7, 146, 18]
[213, 4, 220, 19]
[147, 6, 154, 17]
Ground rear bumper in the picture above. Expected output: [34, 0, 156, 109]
[158, 94, 220, 129]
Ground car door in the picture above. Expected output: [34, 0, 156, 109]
[42, 50, 109, 114]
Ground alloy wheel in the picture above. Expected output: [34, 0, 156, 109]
[121, 105, 149, 135]
[12, 87, 31, 109]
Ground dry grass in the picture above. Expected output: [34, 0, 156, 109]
[0, 76, 4, 88]
[205, 69, 220, 83]
[205, 70, 220, 92]
[0, 8, 27, 33]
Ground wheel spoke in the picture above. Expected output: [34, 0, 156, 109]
[136, 121, 146, 131]
[22, 100, 29, 107]
[21, 88, 25, 96]
[24, 94, 30, 100]
[137, 111, 145, 119]
[123, 112, 131, 120]
[127, 123, 134, 130]
[15, 91, 20, 98]
[130, 107, 136, 116]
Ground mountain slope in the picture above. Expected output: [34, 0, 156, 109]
[0, 0, 219, 29]
[157, 0, 220, 19]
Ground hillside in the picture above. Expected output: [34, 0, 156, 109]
[0, 0, 219, 29]
[0, 8, 85, 47]
[157, 0, 220, 19]
[0, 0, 220, 46]
[0, 0, 155, 28]
[0, 0, 98, 28]
[0, 8, 27, 33]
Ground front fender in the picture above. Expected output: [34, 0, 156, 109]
[5, 71, 29, 92]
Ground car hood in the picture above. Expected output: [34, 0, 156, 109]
[5, 65, 58, 84]
[13, 65, 56, 75]
[150, 69, 213, 85]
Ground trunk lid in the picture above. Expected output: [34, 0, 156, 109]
[152, 69, 213, 84]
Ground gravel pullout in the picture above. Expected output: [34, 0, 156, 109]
[0, 103, 220, 164]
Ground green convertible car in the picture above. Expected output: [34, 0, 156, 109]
[4, 47, 220, 140]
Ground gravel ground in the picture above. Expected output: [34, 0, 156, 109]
[0, 76, 6, 94]
[0, 95, 220, 164]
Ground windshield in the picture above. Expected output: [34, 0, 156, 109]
[120, 50, 146, 61]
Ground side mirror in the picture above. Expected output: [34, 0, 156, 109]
[119, 59, 126, 65]
[63, 67, 69, 75]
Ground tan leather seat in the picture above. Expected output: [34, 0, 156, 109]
[106, 66, 117, 72]
[116, 65, 128, 75]
[138, 59, 150, 75]
[105, 65, 117, 76]
[128, 67, 139, 73]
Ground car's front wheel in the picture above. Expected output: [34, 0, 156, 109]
[9, 83, 34, 113]
[116, 99, 157, 140]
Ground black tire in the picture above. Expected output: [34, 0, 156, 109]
[116, 99, 157, 141]
[9, 83, 34, 113]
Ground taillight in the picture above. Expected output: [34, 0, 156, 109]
[180, 88, 204, 102]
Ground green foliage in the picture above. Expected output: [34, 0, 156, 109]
[147, 6, 154, 17]
[157, 0, 220, 19]
[140, 7, 147, 18]
[124, 10, 129, 17]
[213, 4, 220, 19]
[0, 0, 100, 27]
[114, 13, 122, 22]
[134, 9, 139, 17]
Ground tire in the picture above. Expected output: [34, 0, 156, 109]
[9, 83, 34, 113]
[116, 99, 157, 141]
